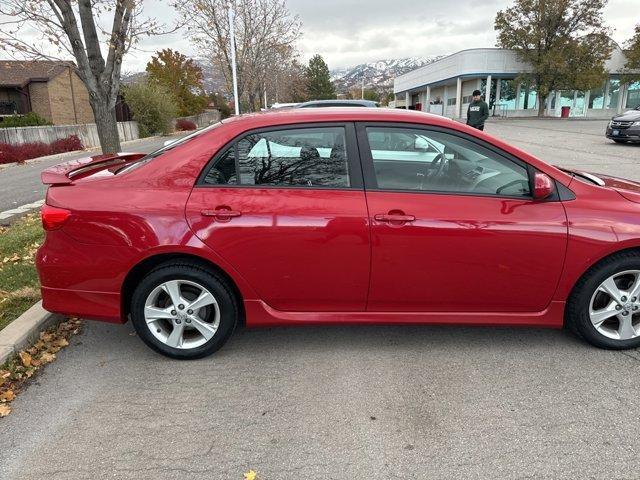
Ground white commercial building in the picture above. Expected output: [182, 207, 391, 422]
[393, 47, 639, 119]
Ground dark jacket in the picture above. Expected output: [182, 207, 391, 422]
[466, 100, 489, 128]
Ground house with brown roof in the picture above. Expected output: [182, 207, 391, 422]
[0, 60, 95, 125]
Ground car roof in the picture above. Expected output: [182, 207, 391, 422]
[221, 107, 458, 131]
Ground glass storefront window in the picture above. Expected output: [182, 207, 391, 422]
[626, 82, 640, 109]
[588, 85, 605, 109]
[607, 79, 620, 109]
[499, 79, 517, 109]
[560, 91, 574, 109]
[519, 83, 538, 110]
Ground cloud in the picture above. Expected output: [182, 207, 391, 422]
[1, 0, 636, 71]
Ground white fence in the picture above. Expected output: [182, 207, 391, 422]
[0, 121, 139, 149]
[0, 109, 220, 149]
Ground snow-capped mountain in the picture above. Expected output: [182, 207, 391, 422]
[331, 56, 444, 94]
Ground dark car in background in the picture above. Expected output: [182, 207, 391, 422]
[606, 105, 640, 143]
[295, 99, 379, 108]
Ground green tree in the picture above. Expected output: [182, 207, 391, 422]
[495, 0, 612, 116]
[306, 55, 336, 100]
[208, 93, 232, 119]
[123, 82, 178, 138]
[623, 24, 640, 83]
[146, 49, 209, 117]
[362, 89, 380, 102]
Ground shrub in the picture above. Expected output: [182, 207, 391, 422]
[0, 112, 53, 128]
[0, 135, 83, 165]
[122, 82, 178, 137]
[175, 119, 197, 131]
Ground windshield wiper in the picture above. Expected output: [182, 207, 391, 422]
[558, 168, 603, 186]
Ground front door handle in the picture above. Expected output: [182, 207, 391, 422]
[374, 213, 416, 223]
[201, 208, 242, 221]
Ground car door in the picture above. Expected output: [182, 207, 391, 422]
[356, 123, 568, 313]
[186, 123, 370, 312]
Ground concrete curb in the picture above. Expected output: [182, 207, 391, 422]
[0, 301, 62, 365]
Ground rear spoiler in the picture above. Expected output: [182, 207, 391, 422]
[41, 152, 146, 185]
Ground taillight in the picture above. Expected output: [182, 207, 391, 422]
[41, 205, 71, 231]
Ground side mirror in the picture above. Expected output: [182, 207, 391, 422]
[533, 172, 555, 200]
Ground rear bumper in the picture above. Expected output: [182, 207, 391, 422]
[41, 286, 124, 323]
[36, 229, 135, 323]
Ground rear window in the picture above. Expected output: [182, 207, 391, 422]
[116, 121, 223, 174]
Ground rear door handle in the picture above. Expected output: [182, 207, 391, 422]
[374, 213, 416, 222]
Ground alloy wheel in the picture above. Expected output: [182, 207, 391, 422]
[589, 270, 640, 341]
[144, 279, 220, 349]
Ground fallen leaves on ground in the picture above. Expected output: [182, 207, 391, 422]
[0, 318, 83, 418]
[244, 471, 258, 480]
[2, 253, 20, 264]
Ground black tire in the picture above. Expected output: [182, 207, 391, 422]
[613, 139, 627, 144]
[566, 251, 640, 350]
[131, 261, 238, 359]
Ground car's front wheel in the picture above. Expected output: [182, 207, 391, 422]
[567, 252, 640, 349]
[131, 262, 238, 359]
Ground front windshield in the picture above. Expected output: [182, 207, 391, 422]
[116, 121, 223, 174]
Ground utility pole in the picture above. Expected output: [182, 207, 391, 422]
[361, 76, 365, 100]
[228, 2, 240, 115]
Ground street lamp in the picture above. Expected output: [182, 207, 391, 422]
[228, 2, 240, 115]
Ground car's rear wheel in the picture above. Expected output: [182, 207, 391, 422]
[567, 252, 640, 349]
[131, 262, 238, 359]
[613, 139, 628, 144]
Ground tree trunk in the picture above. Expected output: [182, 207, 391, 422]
[537, 94, 548, 117]
[90, 94, 121, 154]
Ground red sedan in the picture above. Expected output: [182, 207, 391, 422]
[36, 108, 640, 358]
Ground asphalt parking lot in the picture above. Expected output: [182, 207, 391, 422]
[1, 118, 640, 480]
[486, 117, 640, 180]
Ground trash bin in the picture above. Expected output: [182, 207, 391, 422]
[561, 106, 571, 118]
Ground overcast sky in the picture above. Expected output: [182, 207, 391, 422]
[5, 0, 639, 71]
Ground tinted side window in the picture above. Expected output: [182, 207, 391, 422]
[236, 127, 350, 187]
[365, 127, 530, 197]
[203, 148, 237, 185]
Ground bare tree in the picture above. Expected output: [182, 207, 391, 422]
[174, 0, 301, 112]
[0, 1, 171, 153]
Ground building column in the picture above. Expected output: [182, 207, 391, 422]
[515, 82, 522, 110]
[425, 85, 431, 113]
[583, 89, 591, 117]
[443, 86, 449, 116]
[554, 91, 562, 116]
[603, 80, 610, 109]
[455, 77, 462, 118]
[616, 84, 625, 113]
[485, 75, 492, 103]
[405, 91, 410, 110]
[621, 83, 629, 112]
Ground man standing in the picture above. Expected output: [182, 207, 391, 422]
[466, 89, 489, 130]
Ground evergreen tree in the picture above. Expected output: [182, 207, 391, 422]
[306, 55, 336, 100]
